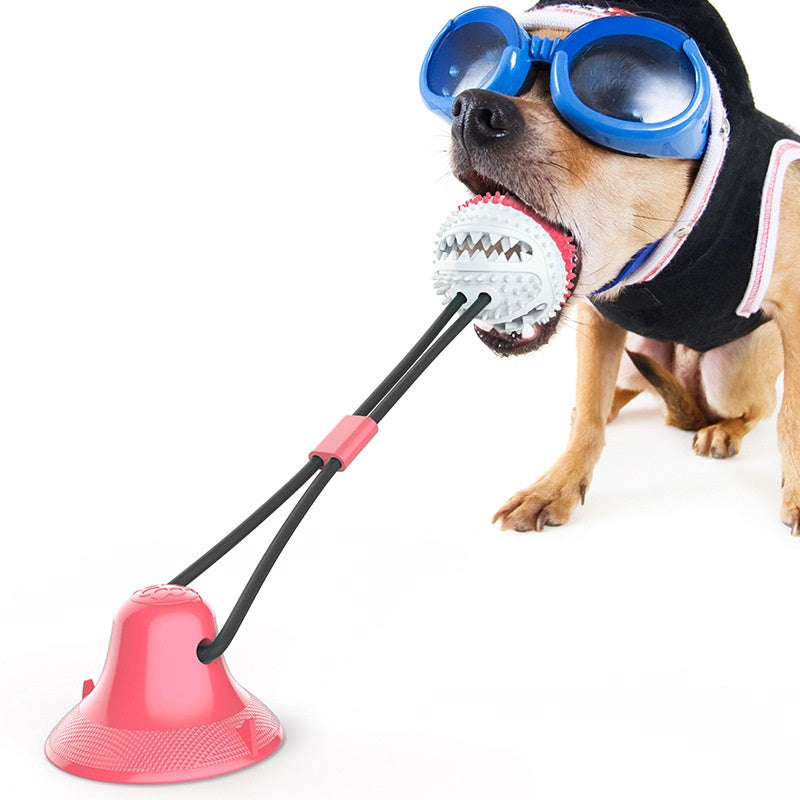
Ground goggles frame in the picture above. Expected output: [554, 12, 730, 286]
[420, 6, 711, 159]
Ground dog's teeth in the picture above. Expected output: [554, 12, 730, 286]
[522, 323, 535, 339]
[457, 251, 471, 262]
[456, 231, 468, 247]
[446, 234, 456, 248]
[488, 251, 499, 263]
[501, 237, 512, 252]
[489, 232, 502, 246]
[507, 251, 521, 263]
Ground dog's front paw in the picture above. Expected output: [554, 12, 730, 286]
[782, 484, 800, 536]
[492, 470, 589, 532]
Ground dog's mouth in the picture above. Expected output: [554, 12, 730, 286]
[474, 304, 564, 355]
[446, 174, 582, 356]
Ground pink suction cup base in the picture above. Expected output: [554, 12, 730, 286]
[45, 584, 284, 784]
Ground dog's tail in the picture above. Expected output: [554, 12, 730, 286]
[625, 348, 710, 431]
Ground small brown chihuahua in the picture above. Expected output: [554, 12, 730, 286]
[435, 1, 800, 534]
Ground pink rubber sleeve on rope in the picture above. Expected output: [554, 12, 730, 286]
[310, 415, 379, 471]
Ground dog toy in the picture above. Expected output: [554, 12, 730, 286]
[44, 195, 578, 784]
[433, 192, 577, 338]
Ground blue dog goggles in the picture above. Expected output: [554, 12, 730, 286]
[420, 6, 712, 159]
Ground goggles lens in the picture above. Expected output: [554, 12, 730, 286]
[426, 21, 507, 99]
[569, 36, 696, 124]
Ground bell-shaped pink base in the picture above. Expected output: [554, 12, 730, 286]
[45, 584, 283, 784]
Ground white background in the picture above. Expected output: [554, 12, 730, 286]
[3, 1, 800, 797]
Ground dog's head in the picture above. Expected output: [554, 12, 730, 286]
[429, 0, 751, 355]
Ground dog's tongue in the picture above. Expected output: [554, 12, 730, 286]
[432, 192, 577, 332]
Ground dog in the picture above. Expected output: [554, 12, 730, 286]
[436, 0, 799, 534]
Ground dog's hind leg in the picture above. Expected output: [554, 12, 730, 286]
[493, 302, 627, 531]
[692, 322, 783, 458]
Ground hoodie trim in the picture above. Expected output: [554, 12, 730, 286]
[519, 4, 634, 28]
[634, 77, 727, 285]
[736, 138, 800, 316]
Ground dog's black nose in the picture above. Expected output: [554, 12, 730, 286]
[451, 89, 523, 148]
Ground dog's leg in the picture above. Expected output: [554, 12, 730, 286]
[762, 164, 800, 534]
[766, 310, 800, 533]
[776, 327, 800, 534]
[692, 322, 782, 458]
[493, 302, 627, 531]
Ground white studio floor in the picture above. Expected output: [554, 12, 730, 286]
[4, 1, 800, 798]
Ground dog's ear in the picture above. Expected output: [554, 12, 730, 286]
[529, 0, 754, 115]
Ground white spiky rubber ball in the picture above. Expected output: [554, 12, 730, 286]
[432, 193, 577, 332]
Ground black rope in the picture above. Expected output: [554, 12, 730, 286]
[353, 294, 467, 417]
[196, 457, 341, 663]
[181, 292, 493, 662]
[368, 293, 491, 423]
[170, 457, 323, 587]
[171, 295, 469, 588]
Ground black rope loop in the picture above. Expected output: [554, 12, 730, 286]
[170, 292, 492, 662]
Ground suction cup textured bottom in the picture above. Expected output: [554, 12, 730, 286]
[45, 584, 283, 784]
[46, 694, 282, 784]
